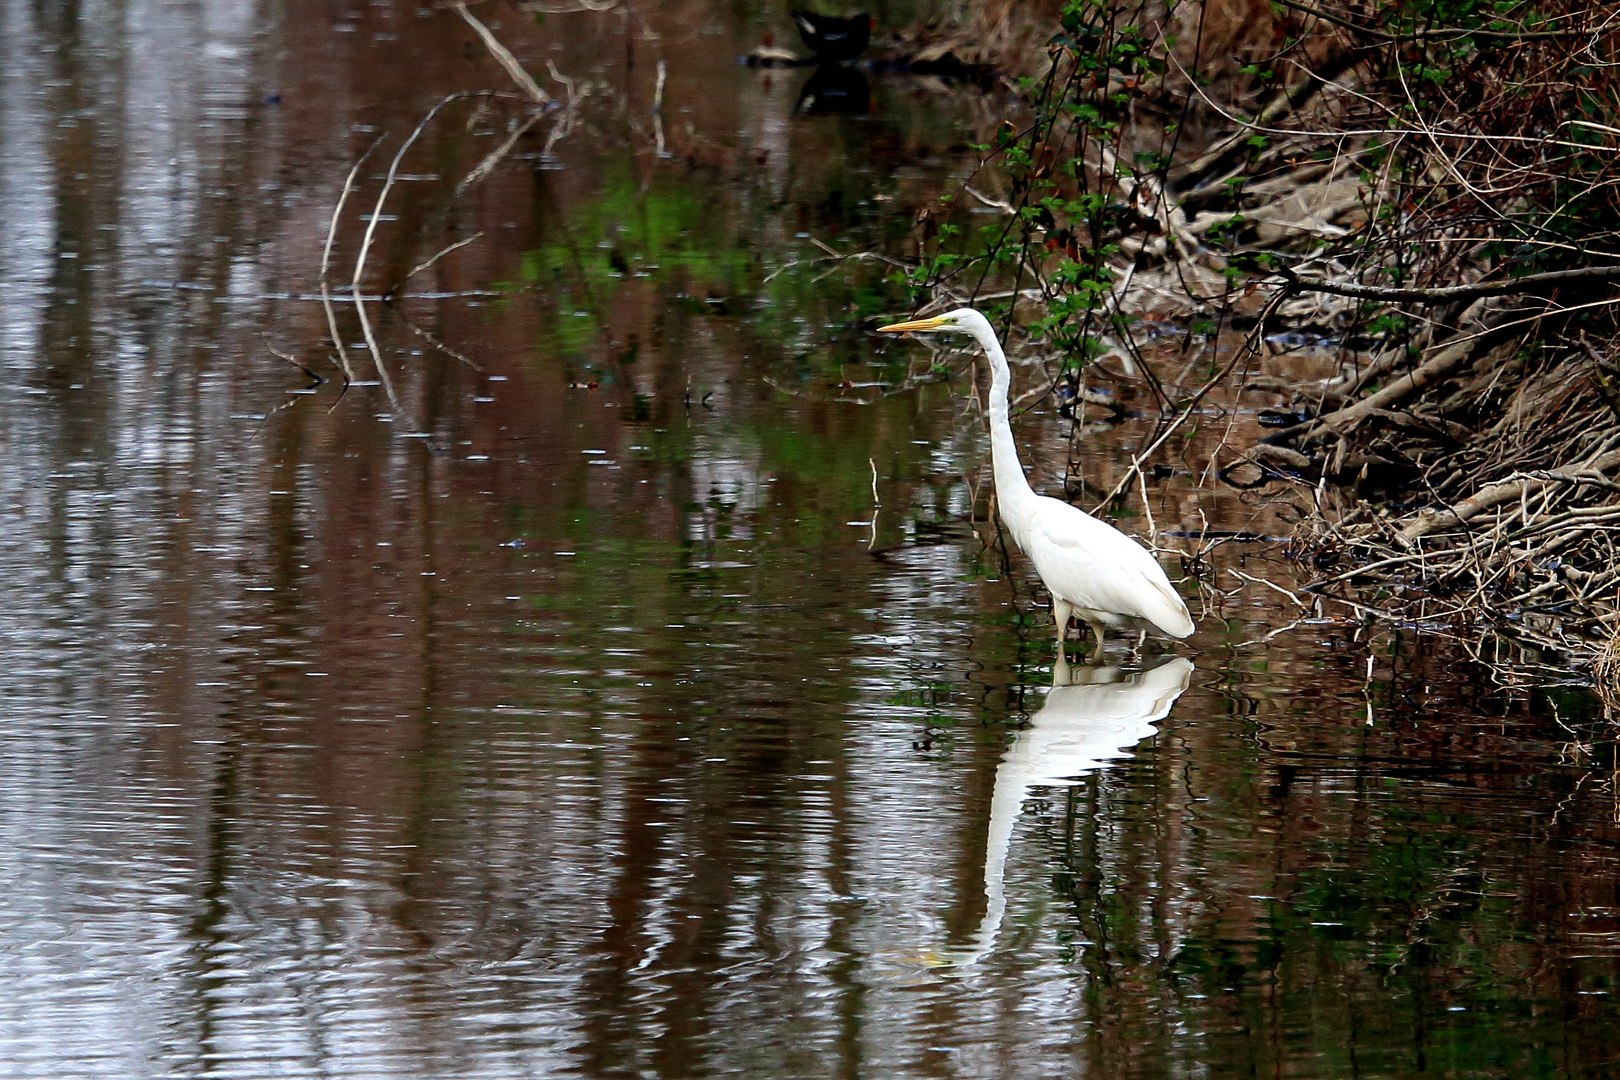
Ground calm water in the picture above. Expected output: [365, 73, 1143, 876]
[4, 1, 1620, 1077]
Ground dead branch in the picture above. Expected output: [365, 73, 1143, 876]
[1275, 261, 1620, 305]
[1402, 448, 1620, 542]
[450, 0, 549, 105]
[320, 136, 385, 389]
[352, 94, 477, 417]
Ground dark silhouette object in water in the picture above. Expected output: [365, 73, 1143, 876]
[796, 64, 870, 114]
[792, 11, 871, 64]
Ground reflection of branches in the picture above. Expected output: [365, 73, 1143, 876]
[399, 315, 485, 373]
[542, 60, 582, 159]
[451, 23, 582, 189]
[256, 336, 326, 431]
[353, 93, 482, 419]
[394, 232, 485, 294]
[450, 1, 549, 105]
[1088, 289, 1285, 514]
[652, 58, 667, 158]
[764, 235, 909, 284]
[763, 363, 962, 406]
[517, 0, 620, 12]
[456, 111, 544, 195]
[317, 0, 594, 418]
[320, 135, 384, 393]
[323, 90, 520, 399]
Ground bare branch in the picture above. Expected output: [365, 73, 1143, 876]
[450, 0, 549, 105]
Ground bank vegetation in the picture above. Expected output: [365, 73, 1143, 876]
[904, 0, 1620, 686]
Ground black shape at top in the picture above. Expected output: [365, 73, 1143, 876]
[791, 11, 871, 63]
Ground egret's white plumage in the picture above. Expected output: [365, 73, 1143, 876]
[877, 308, 1194, 653]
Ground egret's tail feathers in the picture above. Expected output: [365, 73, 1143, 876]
[1144, 576, 1195, 639]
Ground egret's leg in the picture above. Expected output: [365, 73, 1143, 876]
[1052, 598, 1074, 654]
[1085, 618, 1108, 662]
[1052, 650, 1073, 687]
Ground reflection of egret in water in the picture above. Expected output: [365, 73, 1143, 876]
[795, 65, 871, 114]
[932, 656, 1195, 969]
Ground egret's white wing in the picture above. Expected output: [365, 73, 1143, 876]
[1021, 496, 1193, 637]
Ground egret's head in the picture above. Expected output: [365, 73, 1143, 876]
[875, 307, 985, 335]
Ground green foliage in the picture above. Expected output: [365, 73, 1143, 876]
[496, 156, 917, 376]
[896, 0, 1187, 365]
[901, 0, 1620, 386]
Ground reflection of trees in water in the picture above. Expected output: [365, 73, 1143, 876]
[1024, 651, 1620, 1079]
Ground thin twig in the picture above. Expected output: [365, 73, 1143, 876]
[353, 93, 475, 417]
[320, 135, 385, 391]
[456, 108, 545, 194]
[400, 315, 486, 372]
[397, 232, 486, 291]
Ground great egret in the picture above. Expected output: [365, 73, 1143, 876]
[877, 308, 1194, 654]
[932, 656, 1195, 968]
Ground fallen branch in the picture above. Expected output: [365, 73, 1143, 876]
[1274, 261, 1620, 304]
[1401, 448, 1620, 542]
[1289, 331, 1513, 446]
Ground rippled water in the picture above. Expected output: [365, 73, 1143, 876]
[5, 1, 1620, 1077]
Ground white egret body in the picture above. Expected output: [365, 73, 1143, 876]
[878, 308, 1194, 653]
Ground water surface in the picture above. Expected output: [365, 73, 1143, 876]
[3, 2, 1620, 1077]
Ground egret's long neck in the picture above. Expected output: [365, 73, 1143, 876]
[982, 327, 1038, 538]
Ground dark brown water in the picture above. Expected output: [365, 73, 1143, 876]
[5, 2, 1620, 1077]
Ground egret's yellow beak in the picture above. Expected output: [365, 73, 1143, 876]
[876, 316, 949, 333]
